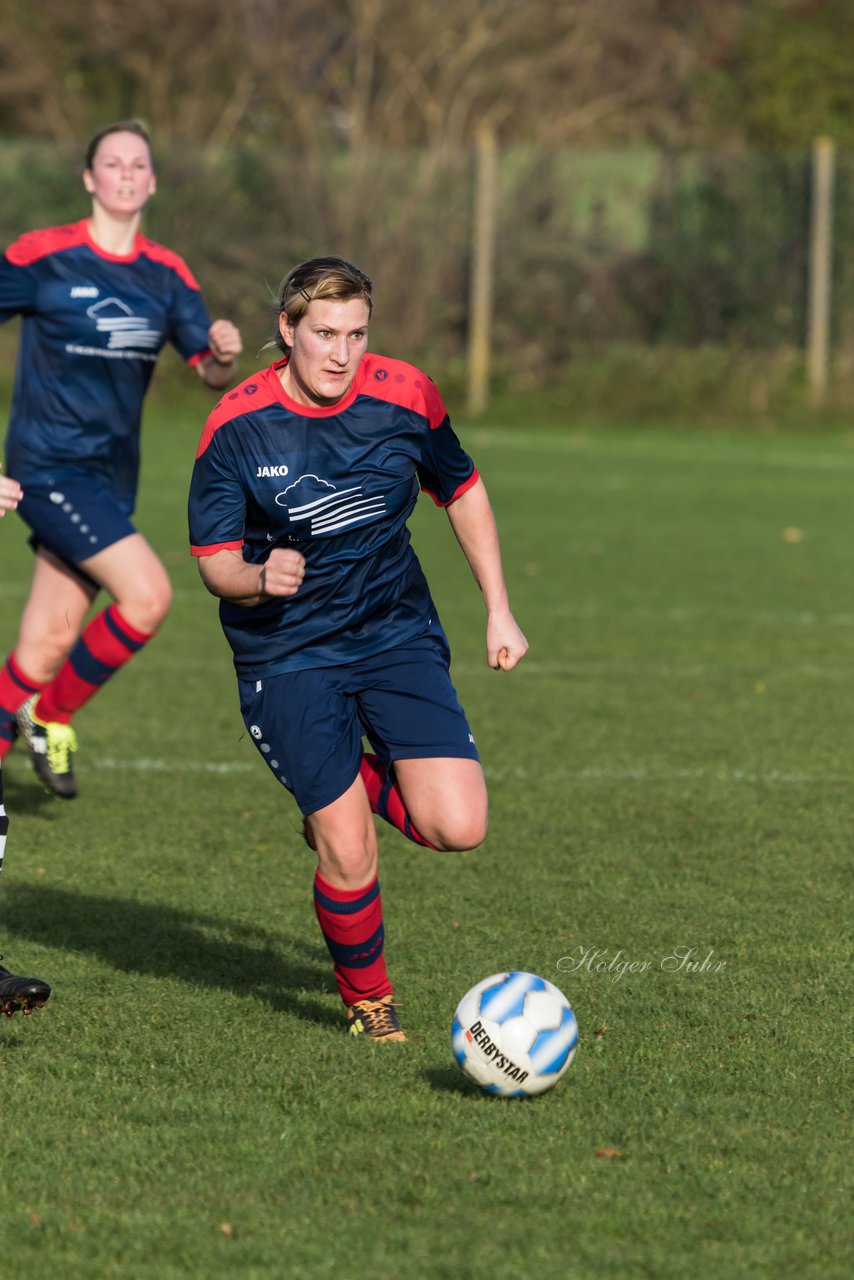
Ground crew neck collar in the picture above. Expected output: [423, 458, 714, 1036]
[82, 218, 143, 263]
[266, 357, 365, 418]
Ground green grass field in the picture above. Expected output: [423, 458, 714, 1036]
[0, 398, 851, 1279]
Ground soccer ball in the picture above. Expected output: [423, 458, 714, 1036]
[451, 971, 579, 1098]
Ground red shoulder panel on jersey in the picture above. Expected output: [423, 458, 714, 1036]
[195, 367, 283, 458]
[358, 353, 447, 429]
[4, 222, 87, 267]
[139, 238, 202, 291]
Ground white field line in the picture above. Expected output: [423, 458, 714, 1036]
[86, 756, 853, 786]
[93, 756, 254, 775]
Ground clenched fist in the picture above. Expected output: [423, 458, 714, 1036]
[261, 547, 305, 597]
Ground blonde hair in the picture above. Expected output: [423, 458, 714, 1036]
[273, 257, 373, 354]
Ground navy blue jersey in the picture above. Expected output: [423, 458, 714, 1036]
[0, 220, 212, 506]
[189, 355, 479, 678]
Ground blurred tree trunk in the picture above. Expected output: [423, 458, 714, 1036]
[0, 0, 708, 151]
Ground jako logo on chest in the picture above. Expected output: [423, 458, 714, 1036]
[256, 465, 290, 478]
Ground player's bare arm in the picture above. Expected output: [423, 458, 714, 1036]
[197, 546, 305, 606]
[444, 476, 528, 672]
[0, 469, 23, 516]
[197, 319, 243, 388]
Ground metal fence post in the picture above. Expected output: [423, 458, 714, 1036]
[467, 124, 497, 416]
[807, 136, 835, 407]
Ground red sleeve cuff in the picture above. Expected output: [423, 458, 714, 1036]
[421, 467, 480, 508]
[190, 539, 244, 557]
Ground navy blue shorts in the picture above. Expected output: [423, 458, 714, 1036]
[237, 631, 480, 815]
[17, 477, 137, 585]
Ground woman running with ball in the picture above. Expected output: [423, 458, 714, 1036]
[189, 256, 527, 1041]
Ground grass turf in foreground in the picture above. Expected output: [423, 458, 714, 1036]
[0, 411, 851, 1278]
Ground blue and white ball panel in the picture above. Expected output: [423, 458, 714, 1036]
[482, 1082, 528, 1098]
[529, 1005, 579, 1077]
[452, 971, 510, 1031]
[479, 971, 548, 1022]
[499, 1016, 538, 1059]
[451, 1016, 469, 1067]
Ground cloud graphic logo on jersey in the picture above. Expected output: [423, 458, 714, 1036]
[65, 297, 162, 362]
[274, 474, 387, 535]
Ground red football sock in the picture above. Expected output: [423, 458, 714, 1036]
[0, 653, 45, 759]
[359, 752, 435, 848]
[313, 869, 392, 1006]
[36, 605, 154, 724]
